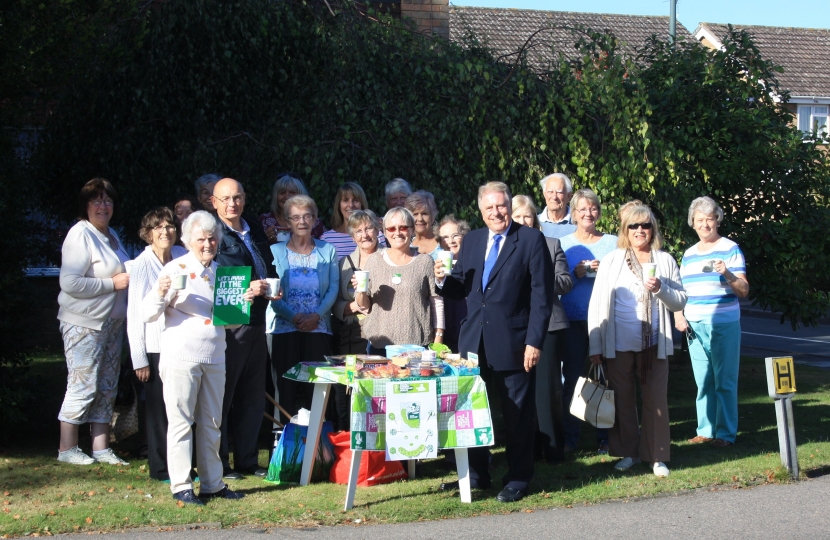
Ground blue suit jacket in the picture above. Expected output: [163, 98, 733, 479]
[438, 221, 553, 371]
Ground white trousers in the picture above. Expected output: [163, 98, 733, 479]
[160, 360, 226, 495]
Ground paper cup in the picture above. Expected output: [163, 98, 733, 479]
[584, 260, 597, 278]
[265, 278, 281, 298]
[642, 263, 657, 278]
[438, 250, 453, 276]
[171, 273, 188, 290]
[124, 260, 134, 274]
[354, 271, 370, 293]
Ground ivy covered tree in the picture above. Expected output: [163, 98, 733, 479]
[24, 0, 830, 327]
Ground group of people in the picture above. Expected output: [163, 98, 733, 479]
[55, 171, 748, 505]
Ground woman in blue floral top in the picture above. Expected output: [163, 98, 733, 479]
[266, 195, 339, 421]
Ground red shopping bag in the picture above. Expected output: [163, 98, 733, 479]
[328, 431, 408, 486]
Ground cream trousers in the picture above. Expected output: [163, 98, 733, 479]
[160, 360, 226, 495]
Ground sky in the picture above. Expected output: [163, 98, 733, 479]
[449, 0, 830, 31]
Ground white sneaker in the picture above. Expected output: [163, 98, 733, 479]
[93, 448, 130, 466]
[57, 446, 96, 465]
[614, 457, 641, 471]
[653, 462, 670, 477]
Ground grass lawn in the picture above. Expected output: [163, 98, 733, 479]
[1, 350, 829, 537]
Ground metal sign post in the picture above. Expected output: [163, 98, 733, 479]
[765, 356, 798, 478]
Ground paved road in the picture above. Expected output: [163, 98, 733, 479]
[68, 474, 830, 539]
[740, 314, 830, 369]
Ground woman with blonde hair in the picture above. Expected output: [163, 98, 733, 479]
[587, 204, 686, 477]
[558, 189, 618, 454]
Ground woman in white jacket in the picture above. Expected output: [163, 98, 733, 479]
[143, 211, 252, 505]
[588, 204, 686, 477]
[57, 178, 131, 466]
[126, 207, 186, 481]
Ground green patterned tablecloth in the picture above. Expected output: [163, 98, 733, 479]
[350, 375, 493, 451]
[283, 362, 350, 385]
[283, 362, 494, 452]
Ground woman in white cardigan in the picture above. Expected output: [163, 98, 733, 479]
[143, 211, 252, 506]
[588, 204, 686, 477]
[126, 207, 186, 481]
[57, 178, 131, 466]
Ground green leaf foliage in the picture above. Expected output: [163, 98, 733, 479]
[19, 2, 830, 327]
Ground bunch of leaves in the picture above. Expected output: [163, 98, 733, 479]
[24, 0, 830, 326]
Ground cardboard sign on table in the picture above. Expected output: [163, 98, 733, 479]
[384, 380, 438, 461]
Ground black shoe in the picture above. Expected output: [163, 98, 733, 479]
[172, 489, 204, 506]
[496, 487, 526, 503]
[439, 479, 490, 491]
[200, 486, 245, 500]
[223, 469, 244, 480]
[439, 480, 459, 491]
[240, 466, 268, 478]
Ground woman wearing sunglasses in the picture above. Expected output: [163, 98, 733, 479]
[558, 189, 618, 454]
[355, 207, 438, 355]
[586, 204, 686, 477]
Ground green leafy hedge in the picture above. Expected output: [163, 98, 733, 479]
[26, 0, 830, 327]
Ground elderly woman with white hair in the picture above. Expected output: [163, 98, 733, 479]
[384, 177, 413, 210]
[143, 211, 252, 505]
[675, 197, 749, 449]
[356, 207, 438, 355]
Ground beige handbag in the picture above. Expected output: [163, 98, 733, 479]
[569, 364, 615, 429]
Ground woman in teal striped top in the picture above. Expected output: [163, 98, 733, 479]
[675, 196, 750, 448]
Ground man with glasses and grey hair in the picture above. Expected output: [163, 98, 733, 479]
[538, 173, 577, 238]
[212, 178, 280, 480]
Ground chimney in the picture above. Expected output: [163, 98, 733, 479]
[400, 0, 449, 39]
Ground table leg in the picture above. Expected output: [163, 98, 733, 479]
[407, 459, 416, 479]
[344, 449, 363, 510]
[300, 383, 332, 486]
[454, 448, 471, 503]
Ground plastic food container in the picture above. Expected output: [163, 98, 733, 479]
[385, 344, 425, 358]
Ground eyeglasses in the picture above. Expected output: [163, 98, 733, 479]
[385, 226, 410, 233]
[153, 224, 176, 232]
[353, 226, 376, 238]
[90, 199, 114, 207]
[289, 214, 314, 223]
[439, 233, 463, 243]
[627, 222, 653, 230]
[215, 195, 245, 206]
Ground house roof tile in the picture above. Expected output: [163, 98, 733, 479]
[698, 23, 830, 97]
[449, 7, 694, 69]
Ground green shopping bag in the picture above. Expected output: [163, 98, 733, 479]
[264, 421, 335, 484]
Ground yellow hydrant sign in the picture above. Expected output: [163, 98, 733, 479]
[765, 356, 796, 398]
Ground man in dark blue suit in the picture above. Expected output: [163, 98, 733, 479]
[436, 181, 553, 502]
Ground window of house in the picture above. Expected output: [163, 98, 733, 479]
[798, 105, 828, 137]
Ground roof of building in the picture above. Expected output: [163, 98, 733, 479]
[449, 7, 694, 69]
[696, 23, 830, 97]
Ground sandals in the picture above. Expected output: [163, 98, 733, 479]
[711, 438, 734, 448]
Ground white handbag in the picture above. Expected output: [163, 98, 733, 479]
[569, 364, 615, 429]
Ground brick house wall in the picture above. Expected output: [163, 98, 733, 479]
[400, 0, 449, 39]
